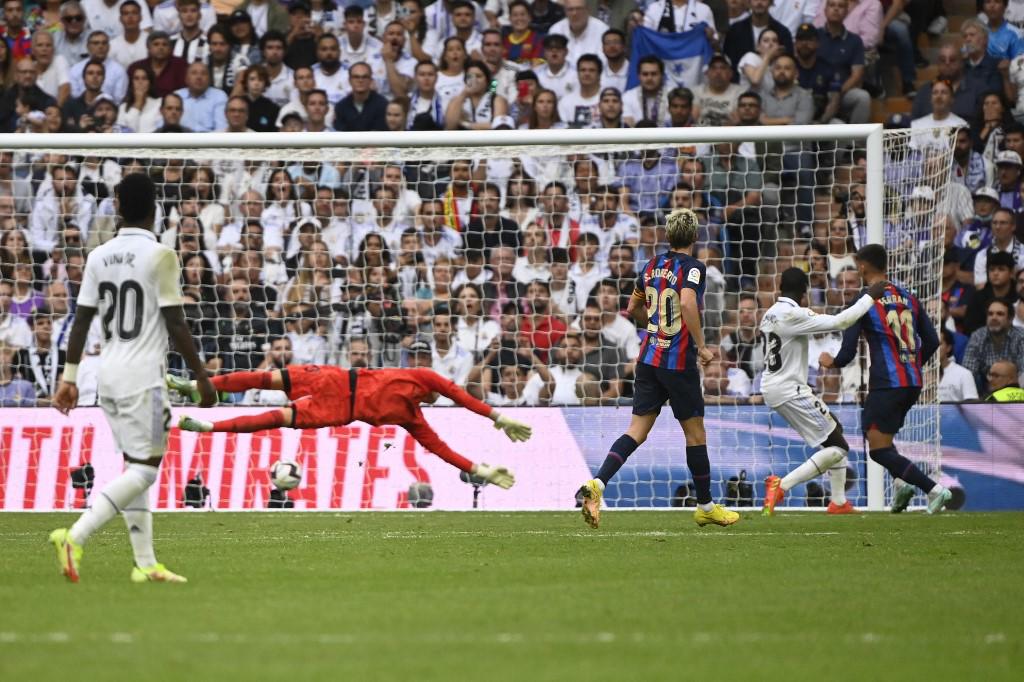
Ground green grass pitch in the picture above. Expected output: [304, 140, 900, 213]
[1, 511, 1021, 681]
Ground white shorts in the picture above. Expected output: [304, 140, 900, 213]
[771, 385, 837, 448]
[100, 386, 172, 461]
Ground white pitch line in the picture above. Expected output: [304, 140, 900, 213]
[0, 631, 1009, 646]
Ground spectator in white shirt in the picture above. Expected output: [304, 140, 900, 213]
[82, 0, 153, 39]
[340, 5, 384, 69]
[117, 63, 162, 132]
[939, 328, 980, 401]
[600, 27, 630, 92]
[430, 310, 475, 403]
[558, 53, 603, 126]
[31, 30, 70, 106]
[151, 0, 216, 35]
[110, 1, 150, 69]
[548, 0, 610, 67]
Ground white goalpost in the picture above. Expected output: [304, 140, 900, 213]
[0, 124, 954, 512]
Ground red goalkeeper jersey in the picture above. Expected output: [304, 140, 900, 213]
[287, 366, 494, 472]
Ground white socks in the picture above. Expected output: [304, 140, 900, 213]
[781, 446, 846, 492]
[123, 489, 157, 568]
[699, 502, 715, 512]
[69, 463, 158, 547]
[828, 456, 849, 505]
[927, 484, 947, 500]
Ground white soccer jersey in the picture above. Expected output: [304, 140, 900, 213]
[77, 228, 183, 400]
[758, 294, 875, 406]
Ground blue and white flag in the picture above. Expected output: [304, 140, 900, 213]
[626, 26, 713, 90]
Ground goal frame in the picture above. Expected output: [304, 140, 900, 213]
[0, 124, 894, 510]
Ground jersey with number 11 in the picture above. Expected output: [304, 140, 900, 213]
[634, 251, 706, 371]
[77, 228, 184, 400]
[834, 282, 939, 390]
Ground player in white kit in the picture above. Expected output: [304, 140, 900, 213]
[759, 268, 887, 515]
[49, 173, 216, 583]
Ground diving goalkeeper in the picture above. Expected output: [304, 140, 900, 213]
[169, 366, 530, 489]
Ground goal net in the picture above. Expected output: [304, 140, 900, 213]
[0, 125, 954, 511]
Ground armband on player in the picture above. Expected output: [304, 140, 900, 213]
[62, 363, 79, 385]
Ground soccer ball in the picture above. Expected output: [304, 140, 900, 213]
[270, 460, 302, 490]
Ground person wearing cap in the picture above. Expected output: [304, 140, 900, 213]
[547, 0, 608, 67]
[238, 0, 290, 38]
[151, 0, 216, 36]
[535, 33, 575, 100]
[693, 53, 742, 126]
[958, 187, 999, 268]
[129, 31, 189, 96]
[993, 150, 1024, 212]
[69, 30, 129, 103]
[110, 1, 150, 69]
[404, 334, 436, 370]
[81, 0, 154, 39]
[814, 0, 869, 124]
[974, 207, 1024, 289]
[87, 92, 131, 132]
[228, 9, 262, 65]
[792, 21, 840, 123]
[909, 79, 967, 151]
[589, 86, 629, 128]
[724, 0, 793, 80]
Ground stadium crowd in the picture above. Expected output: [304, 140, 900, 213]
[0, 0, 1023, 408]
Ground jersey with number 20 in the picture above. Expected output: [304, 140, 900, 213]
[77, 228, 184, 400]
[634, 251, 706, 371]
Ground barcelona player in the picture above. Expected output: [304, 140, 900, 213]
[576, 209, 739, 529]
[169, 366, 531, 489]
[820, 244, 952, 513]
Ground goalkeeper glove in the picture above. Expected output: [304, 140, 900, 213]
[473, 463, 515, 490]
[493, 413, 532, 442]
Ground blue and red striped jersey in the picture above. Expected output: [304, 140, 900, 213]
[634, 251, 706, 371]
[834, 282, 940, 390]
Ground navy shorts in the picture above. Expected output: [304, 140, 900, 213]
[632, 362, 704, 421]
[862, 387, 922, 435]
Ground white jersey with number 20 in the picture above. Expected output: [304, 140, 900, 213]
[758, 294, 875, 407]
[77, 228, 183, 400]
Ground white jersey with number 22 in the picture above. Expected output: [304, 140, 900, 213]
[76, 228, 183, 400]
[758, 294, 875, 407]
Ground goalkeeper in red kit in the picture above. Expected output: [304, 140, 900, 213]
[168, 365, 531, 489]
